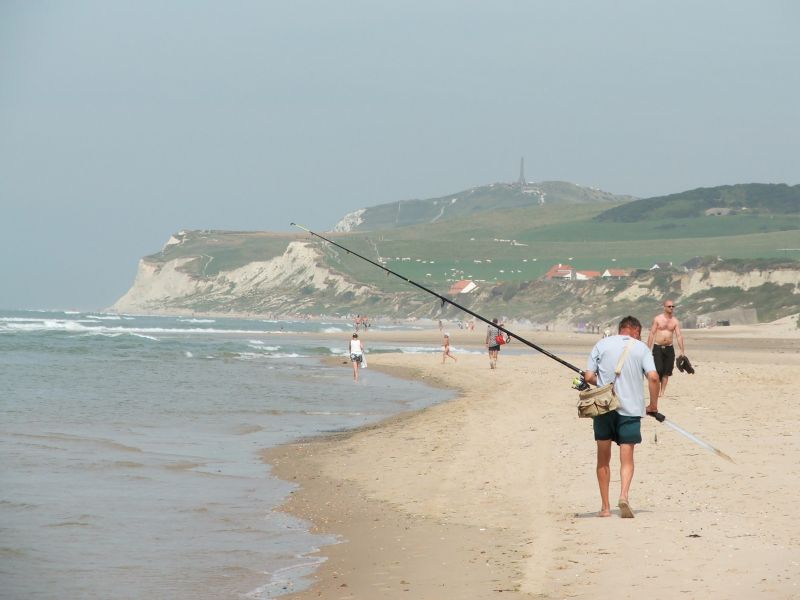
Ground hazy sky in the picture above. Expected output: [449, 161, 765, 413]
[2, 1, 798, 309]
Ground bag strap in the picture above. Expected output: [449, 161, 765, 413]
[613, 339, 636, 376]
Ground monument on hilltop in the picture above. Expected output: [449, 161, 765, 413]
[517, 157, 545, 204]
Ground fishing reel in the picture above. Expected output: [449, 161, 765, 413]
[571, 375, 590, 391]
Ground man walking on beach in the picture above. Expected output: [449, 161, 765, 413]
[583, 316, 659, 518]
[646, 299, 685, 397]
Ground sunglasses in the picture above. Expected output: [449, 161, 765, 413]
[665, 305, 675, 308]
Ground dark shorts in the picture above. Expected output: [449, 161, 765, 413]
[593, 411, 642, 445]
[488, 345, 500, 352]
[652, 344, 675, 377]
[350, 353, 362, 363]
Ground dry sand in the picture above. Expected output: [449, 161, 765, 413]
[265, 321, 800, 599]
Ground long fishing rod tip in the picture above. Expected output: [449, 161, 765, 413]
[716, 450, 735, 463]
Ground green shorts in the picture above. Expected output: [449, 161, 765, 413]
[593, 411, 642, 445]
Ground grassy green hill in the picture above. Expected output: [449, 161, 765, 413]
[595, 183, 799, 222]
[326, 183, 798, 290]
[129, 182, 799, 323]
[144, 189, 799, 292]
[146, 231, 295, 276]
[338, 181, 637, 231]
[324, 201, 800, 290]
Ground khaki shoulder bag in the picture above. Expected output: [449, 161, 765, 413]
[577, 340, 635, 418]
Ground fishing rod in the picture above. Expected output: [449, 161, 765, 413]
[290, 222, 582, 374]
[291, 222, 733, 462]
[648, 411, 733, 462]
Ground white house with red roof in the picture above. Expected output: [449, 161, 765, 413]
[574, 270, 601, 280]
[601, 268, 633, 279]
[448, 279, 477, 295]
[545, 263, 574, 279]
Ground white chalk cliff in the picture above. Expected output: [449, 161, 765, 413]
[112, 241, 373, 315]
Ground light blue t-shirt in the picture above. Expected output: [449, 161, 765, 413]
[586, 335, 657, 417]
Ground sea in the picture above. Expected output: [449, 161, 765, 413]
[0, 309, 456, 599]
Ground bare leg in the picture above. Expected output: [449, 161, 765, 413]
[660, 376, 669, 397]
[353, 361, 359, 383]
[596, 440, 612, 517]
[618, 443, 635, 516]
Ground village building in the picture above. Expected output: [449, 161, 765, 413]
[574, 270, 601, 280]
[704, 207, 733, 216]
[601, 268, 633, 279]
[545, 263, 574, 279]
[448, 279, 478, 295]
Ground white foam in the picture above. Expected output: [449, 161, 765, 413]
[321, 327, 344, 333]
[394, 345, 439, 354]
[245, 555, 329, 599]
[248, 345, 280, 352]
[78, 332, 124, 338]
[0, 318, 269, 336]
[130, 333, 159, 341]
[178, 318, 216, 323]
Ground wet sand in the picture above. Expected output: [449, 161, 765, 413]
[264, 321, 800, 599]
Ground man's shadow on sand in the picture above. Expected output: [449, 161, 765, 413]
[572, 509, 651, 519]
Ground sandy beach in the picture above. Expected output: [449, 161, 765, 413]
[265, 321, 800, 599]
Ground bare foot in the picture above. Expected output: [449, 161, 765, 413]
[598, 508, 612, 517]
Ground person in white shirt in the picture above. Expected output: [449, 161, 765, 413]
[349, 333, 365, 383]
[583, 316, 659, 518]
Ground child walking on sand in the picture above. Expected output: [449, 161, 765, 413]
[442, 332, 457, 363]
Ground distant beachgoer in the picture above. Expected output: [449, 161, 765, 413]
[349, 333, 365, 383]
[438, 319, 443, 332]
[442, 332, 457, 363]
[646, 300, 685, 397]
[583, 316, 659, 518]
[485, 318, 506, 369]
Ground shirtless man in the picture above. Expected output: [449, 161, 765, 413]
[646, 300, 685, 397]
